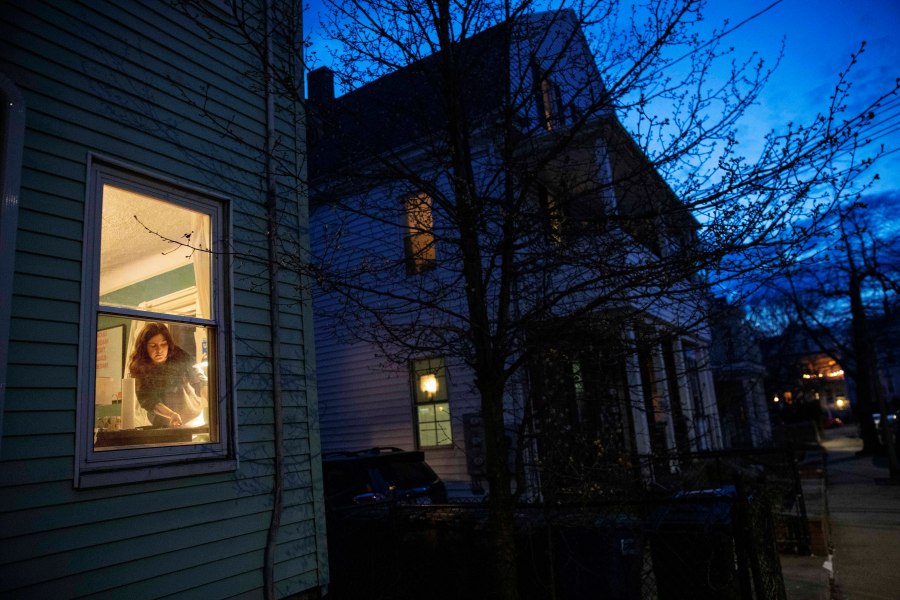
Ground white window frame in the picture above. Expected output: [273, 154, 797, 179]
[411, 357, 453, 448]
[75, 156, 235, 487]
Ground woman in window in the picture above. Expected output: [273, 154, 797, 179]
[128, 321, 206, 428]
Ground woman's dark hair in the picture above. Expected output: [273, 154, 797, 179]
[128, 321, 190, 379]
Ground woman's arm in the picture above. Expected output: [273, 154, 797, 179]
[152, 403, 182, 427]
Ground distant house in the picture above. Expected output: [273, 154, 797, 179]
[0, 2, 328, 598]
[308, 10, 723, 499]
[761, 325, 850, 429]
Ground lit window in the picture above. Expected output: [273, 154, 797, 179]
[412, 357, 452, 447]
[534, 64, 564, 131]
[404, 193, 436, 274]
[538, 184, 564, 243]
[77, 159, 232, 487]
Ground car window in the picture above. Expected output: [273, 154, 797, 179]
[325, 464, 370, 504]
[378, 460, 437, 487]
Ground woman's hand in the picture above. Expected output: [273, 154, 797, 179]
[153, 403, 182, 427]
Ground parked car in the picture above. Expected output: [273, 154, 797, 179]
[872, 411, 898, 429]
[823, 410, 843, 429]
[322, 447, 448, 509]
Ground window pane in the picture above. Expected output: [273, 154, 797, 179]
[435, 422, 452, 446]
[99, 184, 212, 318]
[94, 316, 216, 450]
[435, 402, 451, 423]
[417, 405, 435, 421]
[413, 357, 447, 403]
[418, 426, 437, 447]
[404, 193, 435, 273]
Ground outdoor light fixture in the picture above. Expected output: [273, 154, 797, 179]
[773, 395, 780, 403]
[420, 373, 439, 396]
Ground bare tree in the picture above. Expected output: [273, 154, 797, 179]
[751, 192, 900, 476]
[302, 1, 898, 597]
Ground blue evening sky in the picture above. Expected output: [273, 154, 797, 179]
[303, 0, 900, 195]
[702, 0, 900, 195]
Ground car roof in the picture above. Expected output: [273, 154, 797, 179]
[322, 447, 426, 465]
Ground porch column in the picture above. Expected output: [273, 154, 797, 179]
[624, 327, 652, 458]
[670, 337, 700, 452]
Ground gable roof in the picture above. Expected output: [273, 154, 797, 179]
[307, 10, 585, 181]
[307, 10, 699, 237]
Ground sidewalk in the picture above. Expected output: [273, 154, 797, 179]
[781, 437, 831, 600]
[821, 428, 900, 600]
[781, 427, 900, 600]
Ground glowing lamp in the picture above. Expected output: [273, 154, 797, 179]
[420, 373, 439, 396]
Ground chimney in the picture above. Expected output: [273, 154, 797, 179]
[308, 67, 335, 104]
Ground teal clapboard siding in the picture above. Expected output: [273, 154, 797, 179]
[0, 1, 327, 598]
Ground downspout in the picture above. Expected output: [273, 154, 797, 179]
[262, 1, 286, 598]
[0, 75, 25, 456]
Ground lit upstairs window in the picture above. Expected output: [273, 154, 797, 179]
[534, 64, 564, 131]
[404, 192, 436, 274]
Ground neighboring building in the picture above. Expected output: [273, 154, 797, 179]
[308, 11, 722, 499]
[761, 325, 850, 427]
[709, 298, 773, 449]
[0, 2, 328, 597]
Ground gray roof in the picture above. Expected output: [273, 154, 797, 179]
[307, 13, 552, 181]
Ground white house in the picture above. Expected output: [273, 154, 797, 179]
[307, 10, 723, 499]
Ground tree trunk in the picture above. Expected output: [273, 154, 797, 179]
[849, 271, 900, 475]
[481, 377, 519, 600]
[431, 2, 520, 596]
[848, 266, 883, 454]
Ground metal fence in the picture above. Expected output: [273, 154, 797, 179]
[325, 475, 788, 600]
[634, 447, 811, 556]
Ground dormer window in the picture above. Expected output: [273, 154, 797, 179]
[404, 192, 436, 274]
[534, 64, 564, 131]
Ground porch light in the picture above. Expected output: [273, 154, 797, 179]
[773, 395, 780, 403]
[420, 373, 439, 396]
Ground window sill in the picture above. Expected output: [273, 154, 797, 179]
[421, 445, 456, 453]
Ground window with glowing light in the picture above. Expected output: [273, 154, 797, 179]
[412, 357, 452, 447]
[533, 63, 564, 131]
[404, 193, 436, 274]
[76, 159, 232, 487]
